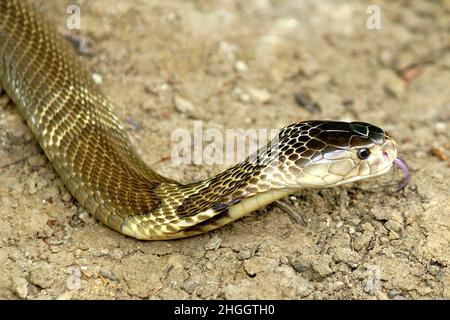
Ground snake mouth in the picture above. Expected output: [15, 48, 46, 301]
[393, 157, 410, 191]
[373, 135, 409, 191]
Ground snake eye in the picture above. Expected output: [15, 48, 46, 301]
[357, 148, 371, 160]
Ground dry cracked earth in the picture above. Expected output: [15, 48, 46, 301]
[0, 0, 449, 299]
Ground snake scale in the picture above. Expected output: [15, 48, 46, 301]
[0, 0, 409, 240]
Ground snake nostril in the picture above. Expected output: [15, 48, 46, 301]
[383, 151, 389, 161]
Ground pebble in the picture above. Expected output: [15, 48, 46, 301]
[26, 172, 47, 196]
[99, 270, 118, 281]
[64, 32, 94, 56]
[388, 289, 403, 298]
[174, 95, 194, 113]
[78, 210, 94, 224]
[29, 262, 55, 289]
[353, 223, 375, 251]
[435, 122, 446, 131]
[248, 87, 271, 104]
[204, 235, 222, 251]
[62, 191, 73, 202]
[377, 69, 406, 98]
[92, 73, 103, 85]
[181, 279, 197, 294]
[234, 60, 248, 72]
[379, 48, 395, 67]
[332, 247, 361, 267]
[384, 220, 402, 233]
[27, 154, 47, 167]
[56, 292, 73, 300]
[290, 254, 333, 278]
[237, 248, 252, 261]
[243, 257, 278, 276]
[234, 88, 251, 103]
[299, 58, 320, 76]
[218, 41, 238, 60]
[10, 276, 29, 299]
[296, 278, 315, 297]
[294, 91, 321, 113]
[0, 93, 10, 108]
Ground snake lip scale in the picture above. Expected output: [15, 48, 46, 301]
[0, 0, 410, 240]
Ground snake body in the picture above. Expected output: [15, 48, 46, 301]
[0, 0, 401, 240]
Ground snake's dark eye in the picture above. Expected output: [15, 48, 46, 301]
[357, 148, 371, 160]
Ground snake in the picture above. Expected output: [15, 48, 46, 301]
[0, 0, 410, 240]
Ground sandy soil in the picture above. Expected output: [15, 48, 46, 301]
[0, 0, 449, 299]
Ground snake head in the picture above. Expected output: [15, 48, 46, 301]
[268, 121, 403, 189]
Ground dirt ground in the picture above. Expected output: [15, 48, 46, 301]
[0, 0, 449, 300]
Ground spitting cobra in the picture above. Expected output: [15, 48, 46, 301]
[0, 0, 409, 240]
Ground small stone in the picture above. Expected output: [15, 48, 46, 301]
[92, 73, 103, 85]
[234, 88, 251, 103]
[248, 87, 271, 104]
[0, 92, 10, 107]
[377, 69, 406, 98]
[64, 32, 94, 56]
[174, 95, 194, 113]
[332, 247, 361, 267]
[237, 249, 252, 261]
[331, 281, 345, 291]
[111, 248, 124, 260]
[218, 41, 238, 60]
[28, 154, 47, 167]
[10, 276, 28, 299]
[296, 278, 315, 297]
[78, 210, 95, 224]
[41, 185, 60, 202]
[435, 122, 446, 131]
[414, 150, 427, 158]
[26, 172, 48, 196]
[181, 279, 197, 294]
[388, 289, 403, 298]
[204, 235, 222, 251]
[99, 270, 118, 281]
[29, 262, 55, 289]
[380, 236, 389, 243]
[243, 257, 278, 276]
[353, 223, 375, 251]
[379, 48, 394, 67]
[62, 191, 73, 202]
[234, 60, 248, 72]
[56, 292, 73, 300]
[290, 254, 333, 278]
[384, 220, 402, 233]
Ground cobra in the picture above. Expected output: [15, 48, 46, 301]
[0, 0, 410, 240]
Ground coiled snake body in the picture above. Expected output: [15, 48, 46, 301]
[0, 0, 408, 240]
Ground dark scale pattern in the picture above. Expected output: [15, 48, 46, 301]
[0, 0, 177, 232]
[173, 120, 386, 221]
[0, 1, 393, 240]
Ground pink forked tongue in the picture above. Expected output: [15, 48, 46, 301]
[393, 157, 410, 191]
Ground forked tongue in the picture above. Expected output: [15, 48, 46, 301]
[393, 157, 410, 191]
